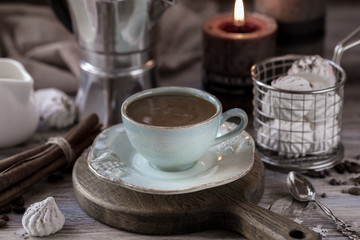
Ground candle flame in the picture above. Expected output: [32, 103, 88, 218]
[234, 0, 245, 27]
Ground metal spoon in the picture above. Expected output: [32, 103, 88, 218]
[287, 171, 360, 240]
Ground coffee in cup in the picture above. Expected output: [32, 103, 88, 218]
[125, 93, 217, 127]
[121, 87, 248, 171]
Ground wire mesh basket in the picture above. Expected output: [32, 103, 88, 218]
[251, 55, 346, 171]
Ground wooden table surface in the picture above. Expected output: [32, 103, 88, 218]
[1, 1, 360, 239]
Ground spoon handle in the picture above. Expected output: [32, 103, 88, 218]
[315, 200, 360, 240]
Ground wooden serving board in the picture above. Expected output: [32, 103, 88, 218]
[72, 153, 320, 240]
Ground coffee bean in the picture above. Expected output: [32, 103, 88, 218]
[349, 165, 360, 174]
[348, 187, 360, 196]
[321, 193, 327, 198]
[0, 215, 9, 221]
[0, 219, 7, 228]
[318, 171, 326, 178]
[353, 176, 360, 184]
[334, 163, 346, 174]
[12, 206, 25, 214]
[12, 196, 25, 206]
[344, 161, 360, 173]
[329, 178, 340, 185]
[0, 205, 11, 214]
[305, 170, 321, 178]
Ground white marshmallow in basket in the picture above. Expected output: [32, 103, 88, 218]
[257, 119, 313, 158]
[312, 120, 340, 154]
[305, 92, 341, 122]
[271, 75, 313, 91]
[262, 75, 313, 121]
[257, 119, 340, 157]
[288, 55, 336, 90]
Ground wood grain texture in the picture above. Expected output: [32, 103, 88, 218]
[73, 153, 320, 240]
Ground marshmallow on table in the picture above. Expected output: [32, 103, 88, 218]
[262, 75, 313, 121]
[22, 197, 65, 237]
[288, 55, 336, 90]
[35, 88, 77, 129]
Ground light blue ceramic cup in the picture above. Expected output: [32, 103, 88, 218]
[121, 87, 248, 171]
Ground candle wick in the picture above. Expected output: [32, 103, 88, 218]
[234, 19, 245, 32]
[234, 19, 245, 28]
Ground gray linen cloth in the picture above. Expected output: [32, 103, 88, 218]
[0, 4, 80, 94]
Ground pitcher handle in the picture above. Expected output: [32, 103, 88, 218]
[333, 26, 360, 65]
[213, 109, 248, 146]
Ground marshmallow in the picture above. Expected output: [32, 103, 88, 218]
[35, 88, 77, 129]
[288, 55, 336, 90]
[312, 120, 340, 154]
[257, 55, 341, 158]
[257, 119, 340, 157]
[305, 92, 341, 122]
[262, 75, 313, 121]
[257, 119, 313, 158]
[271, 75, 313, 91]
[22, 197, 65, 237]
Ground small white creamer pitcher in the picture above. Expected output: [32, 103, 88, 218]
[0, 58, 38, 148]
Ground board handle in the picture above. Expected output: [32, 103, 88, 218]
[221, 200, 321, 240]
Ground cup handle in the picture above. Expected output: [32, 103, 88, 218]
[213, 109, 248, 146]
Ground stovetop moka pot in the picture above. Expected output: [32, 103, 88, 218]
[49, 0, 175, 126]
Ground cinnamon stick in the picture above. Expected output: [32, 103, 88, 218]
[0, 126, 101, 206]
[0, 144, 49, 172]
[0, 147, 57, 192]
[0, 113, 101, 192]
[0, 113, 100, 172]
[0, 154, 65, 207]
[63, 113, 100, 145]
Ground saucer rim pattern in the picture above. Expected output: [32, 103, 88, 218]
[88, 122, 255, 195]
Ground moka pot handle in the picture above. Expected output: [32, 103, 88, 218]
[47, 0, 73, 32]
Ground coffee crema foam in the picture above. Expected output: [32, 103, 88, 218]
[126, 94, 217, 127]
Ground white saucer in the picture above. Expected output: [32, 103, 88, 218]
[87, 122, 255, 195]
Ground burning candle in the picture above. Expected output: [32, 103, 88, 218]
[234, 0, 245, 27]
[202, 0, 277, 112]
